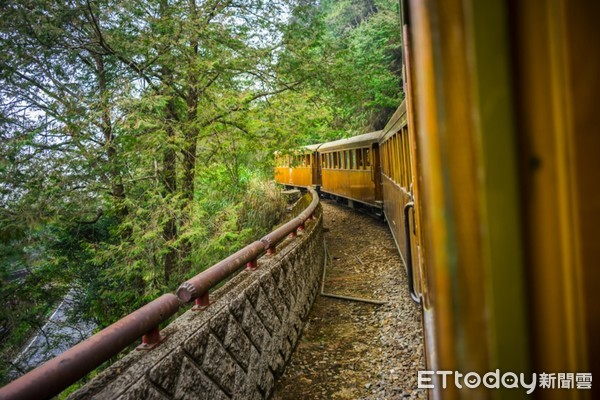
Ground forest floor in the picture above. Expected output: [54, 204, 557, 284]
[272, 199, 425, 400]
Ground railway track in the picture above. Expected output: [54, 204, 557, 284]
[273, 199, 425, 399]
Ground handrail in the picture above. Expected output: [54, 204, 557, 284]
[0, 187, 320, 400]
[177, 187, 320, 303]
[0, 294, 181, 400]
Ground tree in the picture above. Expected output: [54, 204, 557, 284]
[0, 0, 403, 382]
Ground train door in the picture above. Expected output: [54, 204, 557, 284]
[311, 151, 321, 187]
[371, 143, 382, 202]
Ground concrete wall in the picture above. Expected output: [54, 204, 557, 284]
[70, 204, 323, 400]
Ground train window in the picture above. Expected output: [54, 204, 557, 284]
[396, 133, 403, 184]
[394, 135, 399, 182]
[351, 150, 357, 169]
[395, 137, 400, 183]
[306, 154, 311, 166]
[365, 148, 370, 167]
[382, 142, 386, 175]
[345, 151, 350, 170]
[387, 136, 396, 180]
[399, 133, 404, 184]
[388, 138, 394, 179]
[386, 138, 394, 178]
[398, 133, 404, 185]
[402, 130, 408, 187]
[391, 136, 396, 181]
[357, 149, 363, 169]
[404, 127, 412, 189]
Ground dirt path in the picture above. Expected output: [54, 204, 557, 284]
[272, 200, 425, 400]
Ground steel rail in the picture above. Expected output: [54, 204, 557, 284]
[177, 187, 319, 303]
[0, 294, 181, 400]
[0, 187, 319, 400]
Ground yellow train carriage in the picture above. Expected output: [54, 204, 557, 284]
[274, 144, 320, 188]
[378, 101, 421, 301]
[401, 0, 600, 399]
[318, 131, 383, 207]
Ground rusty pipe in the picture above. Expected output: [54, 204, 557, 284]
[177, 187, 319, 304]
[177, 240, 265, 303]
[0, 294, 181, 400]
[261, 187, 319, 248]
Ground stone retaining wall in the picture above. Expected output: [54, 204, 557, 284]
[70, 203, 324, 400]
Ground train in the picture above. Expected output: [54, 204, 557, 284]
[276, 1, 600, 399]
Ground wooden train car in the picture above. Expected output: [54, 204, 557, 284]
[377, 102, 421, 302]
[274, 144, 320, 188]
[318, 131, 383, 207]
[400, 1, 600, 399]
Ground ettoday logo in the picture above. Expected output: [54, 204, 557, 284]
[418, 370, 592, 393]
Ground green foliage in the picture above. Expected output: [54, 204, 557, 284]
[188, 169, 286, 278]
[277, 0, 404, 134]
[0, 0, 403, 385]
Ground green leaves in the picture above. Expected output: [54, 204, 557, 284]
[0, 0, 403, 383]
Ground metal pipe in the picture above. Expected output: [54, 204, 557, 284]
[177, 241, 265, 303]
[320, 292, 388, 306]
[320, 238, 388, 306]
[0, 294, 181, 400]
[177, 187, 319, 304]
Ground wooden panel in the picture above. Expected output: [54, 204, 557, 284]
[274, 167, 291, 185]
[408, 1, 531, 399]
[274, 166, 312, 188]
[382, 174, 412, 259]
[321, 169, 376, 206]
[512, 2, 599, 398]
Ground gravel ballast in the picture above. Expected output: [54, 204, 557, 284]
[273, 199, 425, 400]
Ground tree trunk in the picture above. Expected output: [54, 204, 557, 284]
[178, 0, 200, 273]
[94, 54, 127, 220]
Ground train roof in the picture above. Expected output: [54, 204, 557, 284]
[274, 144, 320, 155]
[274, 130, 384, 155]
[318, 130, 384, 152]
